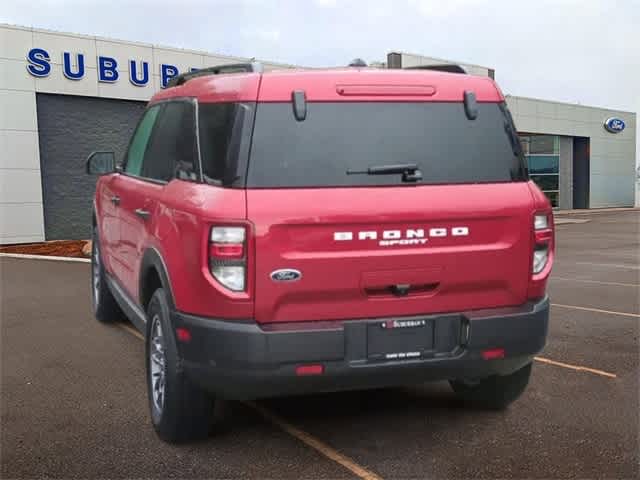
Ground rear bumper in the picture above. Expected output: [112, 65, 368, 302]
[173, 297, 549, 400]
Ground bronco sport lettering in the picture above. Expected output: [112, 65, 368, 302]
[334, 227, 470, 246]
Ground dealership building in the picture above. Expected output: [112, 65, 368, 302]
[1, 24, 637, 244]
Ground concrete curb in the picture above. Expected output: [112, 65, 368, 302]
[555, 218, 590, 225]
[554, 207, 639, 216]
[0, 253, 90, 263]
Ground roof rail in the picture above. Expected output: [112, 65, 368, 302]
[166, 62, 264, 88]
[404, 64, 467, 75]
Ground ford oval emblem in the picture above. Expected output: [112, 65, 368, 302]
[604, 117, 625, 134]
[270, 269, 302, 282]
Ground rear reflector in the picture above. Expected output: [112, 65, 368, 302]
[295, 364, 324, 376]
[209, 243, 244, 259]
[481, 348, 505, 360]
[176, 327, 191, 343]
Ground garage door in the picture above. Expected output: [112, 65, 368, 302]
[37, 93, 146, 240]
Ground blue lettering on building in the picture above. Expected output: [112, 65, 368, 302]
[129, 60, 149, 87]
[26, 48, 51, 77]
[62, 52, 85, 80]
[98, 56, 119, 82]
[27, 47, 195, 89]
[161, 64, 179, 88]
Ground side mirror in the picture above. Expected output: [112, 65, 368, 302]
[86, 151, 116, 175]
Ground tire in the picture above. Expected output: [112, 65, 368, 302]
[91, 226, 124, 323]
[146, 288, 213, 443]
[449, 362, 532, 410]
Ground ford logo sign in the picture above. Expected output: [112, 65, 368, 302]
[604, 117, 625, 134]
[270, 269, 302, 282]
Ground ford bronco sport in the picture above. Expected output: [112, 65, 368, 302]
[87, 62, 553, 443]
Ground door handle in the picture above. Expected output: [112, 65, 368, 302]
[134, 208, 151, 220]
[110, 195, 120, 206]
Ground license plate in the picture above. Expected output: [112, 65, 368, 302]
[367, 319, 433, 360]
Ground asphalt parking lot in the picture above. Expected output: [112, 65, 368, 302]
[1, 210, 638, 479]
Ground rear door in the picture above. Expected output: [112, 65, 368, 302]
[117, 100, 198, 300]
[109, 104, 161, 290]
[245, 101, 534, 324]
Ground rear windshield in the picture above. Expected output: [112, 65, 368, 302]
[245, 102, 527, 188]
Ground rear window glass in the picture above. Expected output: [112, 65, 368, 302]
[246, 102, 527, 188]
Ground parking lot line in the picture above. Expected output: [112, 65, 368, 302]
[114, 321, 383, 480]
[117, 322, 145, 341]
[574, 261, 640, 270]
[550, 276, 639, 288]
[534, 356, 617, 379]
[247, 401, 384, 480]
[551, 303, 640, 318]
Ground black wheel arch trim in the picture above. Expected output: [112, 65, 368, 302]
[139, 247, 177, 311]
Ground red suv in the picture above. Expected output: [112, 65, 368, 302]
[87, 62, 553, 443]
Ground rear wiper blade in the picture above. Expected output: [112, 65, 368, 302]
[347, 164, 423, 182]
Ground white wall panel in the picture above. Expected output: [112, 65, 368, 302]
[0, 170, 43, 203]
[0, 89, 37, 131]
[556, 104, 578, 121]
[0, 203, 45, 241]
[0, 25, 33, 61]
[33, 66, 99, 97]
[98, 78, 154, 101]
[0, 130, 40, 169]
[0, 58, 35, 91]
[516, 98, 537, 117]
[512, 115, 537, 133]
[95, 39, 154, 72]
[536, 101, 556, 119]
[590, 174, 635, 207]
[566, 121, 591, 137]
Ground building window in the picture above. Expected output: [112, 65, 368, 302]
[520, 134, 560, 207]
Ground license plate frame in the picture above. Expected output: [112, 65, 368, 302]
[367, 318, 434, 361]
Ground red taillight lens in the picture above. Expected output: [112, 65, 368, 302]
[209, 243, 244, 259]
[535, 229, 553, 244]
[295, 364, 324, 376]
[482, 348, 505, 360]
[176, 327, 192, 343]
[209, 226, 247, 292]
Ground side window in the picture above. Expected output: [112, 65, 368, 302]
[125, 105, 161, 176]
[141, 101, 198, 182]
[199, 103, 237, 184]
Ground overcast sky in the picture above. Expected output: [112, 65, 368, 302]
[2, 0, 639, 157]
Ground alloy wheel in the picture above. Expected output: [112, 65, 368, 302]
[149, 315, 166, 414]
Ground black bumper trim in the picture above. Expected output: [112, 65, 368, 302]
[173, 297, 549, 400]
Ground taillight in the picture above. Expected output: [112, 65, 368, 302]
[532, 213, 552, 274]
[528, 211, 553, 300]
[209, 226, 246, 292]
